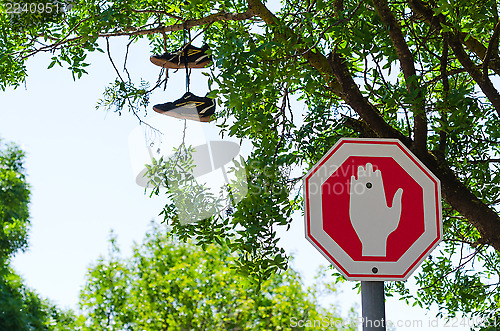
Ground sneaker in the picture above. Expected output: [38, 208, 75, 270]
[153, 92, 216, 122]
[150, 44, 211, 69]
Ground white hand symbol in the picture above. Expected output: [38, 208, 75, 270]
[349, 163, 403, 257]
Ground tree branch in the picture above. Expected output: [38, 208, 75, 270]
[409, 0, 500, 118]
[467, 158, 500, 164]
[329, 51, 413, 144]
[462, 33, 500, 76]
[420, 151, 500, 253]
[104, 38, 160, 133]
[19, 10, 256, 60]
[372, 0, 427, 155]
[426, 67, 469, 84]
[438, 36, 449, 157]
[100, 10, 256, 37]
[20, 17, 91, 60]
[330, 50, 500, 254]
[241, 0, 500, 254]
[246, 0, 414, 149]
[246, 0, 342, 94]
[342, 117, 378, 137]
[449, 36, 500, 118]
[409, 0, 500, 77]
[483, 21, 500, 79]
[288, 1, 363, 61]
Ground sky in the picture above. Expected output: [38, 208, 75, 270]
[0, 34, 474, 330]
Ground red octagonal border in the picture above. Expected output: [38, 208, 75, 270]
[304, 138, 442, 280]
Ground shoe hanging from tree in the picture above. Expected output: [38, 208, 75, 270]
[150, 44, 211, 69]
[153, 92, 216, 122]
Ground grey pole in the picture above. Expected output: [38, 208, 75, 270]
[361, 281, 386, 331]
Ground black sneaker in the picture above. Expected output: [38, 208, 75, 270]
[150, 44, 211, 69]
[153, 92, 216, 122]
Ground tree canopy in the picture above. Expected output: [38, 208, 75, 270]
[79, 223, 356, 330]
[0, 140, 30, 263]
[3, 0, 500, 323]
[0, 140, 80, 330]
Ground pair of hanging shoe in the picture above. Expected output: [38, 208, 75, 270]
[151, 44, 215, 122]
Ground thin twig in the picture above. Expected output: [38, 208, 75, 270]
[105, 38, 159, 133]
[483, 21, 500, 79]
[291, 1, 363, 59]
[439, 35, 449, 156]
[20, 17, 90, 60]
[123, 36, 138, 82]
[467, 158, 500, 164]
[419, 245, 484, 291]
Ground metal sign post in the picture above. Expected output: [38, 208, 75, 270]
[361, 281, 386, 330]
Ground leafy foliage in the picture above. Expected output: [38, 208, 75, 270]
[3, 0, 500, 324]
[0, 267, 81, 331]
[79, 223, 357, 331]
[0, 140, 81, 330]
[0, 140, 30, 263]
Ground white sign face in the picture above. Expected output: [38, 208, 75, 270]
[303, 138, 442, 281]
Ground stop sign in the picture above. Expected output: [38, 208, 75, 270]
[303, 138, 442, 281]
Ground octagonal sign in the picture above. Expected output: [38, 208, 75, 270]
[303, 138, 442, 281]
